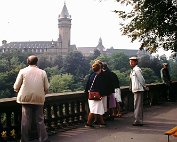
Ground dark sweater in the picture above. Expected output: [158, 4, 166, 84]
[85, 72, 108, 96]
[110, 71, 120, 89]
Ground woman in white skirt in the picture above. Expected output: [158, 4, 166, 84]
[85, 63, 107, 128]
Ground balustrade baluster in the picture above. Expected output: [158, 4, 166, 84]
[80, 101, 86, 122]
[53, 105, 59, 129]
[58, 104, 64, 131]
[75, 101, 80, 124]
[45, 105, 52, 131]
[64, 103, 71, 130]
[14, 109, 21, 141]
[0, 113, 3, 141]
[70, 102, 75, 124]
[6, 112, 12, 141]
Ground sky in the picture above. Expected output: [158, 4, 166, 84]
[0, 0, 140, 50]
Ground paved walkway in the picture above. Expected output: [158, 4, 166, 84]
[35, 102, 177, 142]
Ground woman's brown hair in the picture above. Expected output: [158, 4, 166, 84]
[92, 63, 101, 72]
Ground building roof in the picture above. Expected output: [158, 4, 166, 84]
[77, 47, 96, 54]
[0, 41, 58, 49]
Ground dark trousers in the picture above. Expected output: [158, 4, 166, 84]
[21, 104, 49, 142]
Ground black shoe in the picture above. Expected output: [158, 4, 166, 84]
[92, 121, 100, 125]
[132, 123, 143, 126]
[85, 123, 95, 128]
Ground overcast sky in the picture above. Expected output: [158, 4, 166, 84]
[0, 0, 141, 50]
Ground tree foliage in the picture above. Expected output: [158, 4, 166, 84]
[0, 52, 26, 98]
[109, 52, 130, 72]
[113, 70, 130, 86]
[61, 51, 90, 78]
[0, 50, 176, 98]
[49, 74, 74, 93]
[141, 68, 160, 83]
[45, 66, 59, 79]
[115, 0, 177, 52]
[37, 55, 52, 69]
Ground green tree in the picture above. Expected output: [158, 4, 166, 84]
[0, 54, 26, 98]
[0, 71, 17, 97]
[0, 49, 30, 64]
[138, 55, 151, 68]
[113, 70, 130, 86]
[61, 51, 90, 78]
[94, 55, 111, 64]
[0, 89, 11, 98]
[0, 59, 9, 72]
[149, 57, 162, 77]
[49, 74, 74, 93]
[38, 55, 52, 69]
[52, 55, 63, 70]
[142, 68, 160, 84]
[87, 49, 101, 61]
[109, 52, 129, 72]
[93, 49, 101, 59]
[115, 0, 177, 52]
[45, 66, 59, 79]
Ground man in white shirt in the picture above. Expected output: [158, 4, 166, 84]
[14, 55, 50, 142]
[129, 56, 146, 126]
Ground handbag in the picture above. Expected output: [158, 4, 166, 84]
[88, 75, 102, 101]
[89, 91, 102, 100]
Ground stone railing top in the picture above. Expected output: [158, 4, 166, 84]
[0, 81, 176, 103]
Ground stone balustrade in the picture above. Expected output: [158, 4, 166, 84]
[0, 82, 176, 141]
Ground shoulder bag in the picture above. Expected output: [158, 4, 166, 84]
[88, 75, 102, 101]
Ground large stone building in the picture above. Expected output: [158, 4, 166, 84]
[0, 3, 144, 57]
[0, 3, 76, 56]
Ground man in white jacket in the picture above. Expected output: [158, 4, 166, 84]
[129, 56, 146, 126]
[14, 55, 50, 142]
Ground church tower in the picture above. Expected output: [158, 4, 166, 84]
[96, 37, 105, 54]
[58, 3, 71, 54]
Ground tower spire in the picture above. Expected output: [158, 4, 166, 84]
[59, 2, 71, 19]
[96, 37, 105, 53]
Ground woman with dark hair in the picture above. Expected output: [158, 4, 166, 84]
[102, 63, 117, 119]
[85, 63, 106, 128]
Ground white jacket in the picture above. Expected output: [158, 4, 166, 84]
[13, 65, 49, 105]
[130, 65, 145, 93]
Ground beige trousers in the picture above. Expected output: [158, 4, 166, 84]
[133, 91, 144, 124]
